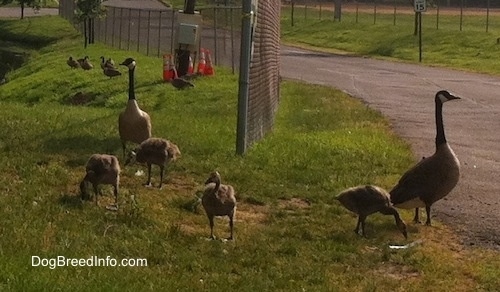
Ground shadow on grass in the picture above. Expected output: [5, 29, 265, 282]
[58, 193, 84, 209]
[42, 135, 119, 158]
[0, 18, 61, 49]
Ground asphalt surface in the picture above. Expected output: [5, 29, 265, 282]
[1, 7, 499, 249]
[281, 46, 500, 249]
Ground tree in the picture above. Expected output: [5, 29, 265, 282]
[0, 0, 40, 19]
[75, 0, 106, 48]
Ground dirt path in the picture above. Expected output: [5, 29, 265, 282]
[281, 45, 500, 249]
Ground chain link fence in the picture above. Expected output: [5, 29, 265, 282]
[59, 0, 281, 152]
[245, 0, 281, 151]
[59, 0, 242, 71]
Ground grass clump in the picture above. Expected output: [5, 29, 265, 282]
[0, 15, 499, 291]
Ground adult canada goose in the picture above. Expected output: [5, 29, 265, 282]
[80, 56, 93, 70]
[390, 90, 461, 226]
[202, 171, 237, 240]
[103, 66, 122, 78]
[118, 57, 152, 157]
[171, 68, 194, 90]
[100, 56, 116, 70]
[125, 137, 180, 189]
[337, 185, 407, 239]
[67, 56, 80, 69]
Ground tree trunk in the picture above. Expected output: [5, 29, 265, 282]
[88, 18, 93, 44]
[333, 0, 341, 21]
[20, 2, 24, 19]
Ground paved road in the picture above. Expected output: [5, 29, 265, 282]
[281, 45, 500, 248]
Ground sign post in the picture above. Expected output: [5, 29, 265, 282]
[414, 0, 426, 62]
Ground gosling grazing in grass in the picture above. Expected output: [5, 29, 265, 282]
[118, 57, 152, 157]
[125, 137, 180, 189]
[80, 154, 120, 207]
[337, 185, 407, 239]
[67, 56, 80, 69]
[390, 90, 461, 226]
[202, 171, 237, 240]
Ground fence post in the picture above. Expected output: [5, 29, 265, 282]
[236, 0, 253, 155]
[112, 8, 116, 47]
[486, 0, 490, 32]
[119, 8, 123, 49]
[137, 9, 141, 52]
[230, 7, 235, 74]
[127, 8, 131, 51]
[214, 7, 218, 66]
[147, 10, 151, 56]
[158, 11, 162, 57]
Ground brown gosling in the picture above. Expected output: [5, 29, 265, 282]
[202, 171, 237, 240]
[125, 137, 180, 189]
[67, 56, 80, 69]
[79, 154, 120, 207]
[336, 185, 407, 239]
[390, 90, 460, 226]
[118, 57, 152, 157]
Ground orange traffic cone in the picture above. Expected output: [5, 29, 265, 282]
[204, 49, 214, 76]
[163, 54, 174, 81]
[188, 55, 194, 74]
[197, 48, 206, 75]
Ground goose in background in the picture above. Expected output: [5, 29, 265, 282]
[337, 185, 407, 239]
[118, 57, 152, 157]
[390, 90, 461, 226]
[171, 68, 194, 90]
[79, 56, 93, 70]
[103, 66, 122, 78]
[67, 56, 80, 69]
[202, 171, 237, 240]
[100, 56, 116, 70]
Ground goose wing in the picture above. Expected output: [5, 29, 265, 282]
[389, 156, 442, 204]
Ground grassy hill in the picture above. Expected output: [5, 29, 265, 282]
[0, 15, 499, 291]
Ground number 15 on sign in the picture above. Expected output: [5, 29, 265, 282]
[414, 0, 426, 12]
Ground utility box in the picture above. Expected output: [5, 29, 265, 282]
[178, 23, 198, 45]
[174, 11, 203, 53]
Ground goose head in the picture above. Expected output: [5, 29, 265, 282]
[436, 90, 460, 104]
[204, 171, 221, 185]
[120, 57, 136, 70]
[397, 220, 408, 239]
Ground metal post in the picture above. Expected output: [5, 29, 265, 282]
[393, 0, 396, 26]
[291, 1, 294, 27]
[230, 7, 235, 74]
[236, 0, 253, 155]
[119, 8, 123, 49]
[373, 0, 377, 25]
[127, 9, 131, 51]
[137, 10, 141, 52]
[436, 0, 439, 30]
[214, 7, 218, 65]
[170, 10, 175, 55]
[112, 8, 116, 47]
[486, 0, 490, 32]
[459, 0, 463, 31]
[418, 12, 422, 62]
[158, 11, 162, 57]
[147, 10, 151, 56]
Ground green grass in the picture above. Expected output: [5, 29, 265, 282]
[0, 15, 499, 291]
[281, 6, 500, 75]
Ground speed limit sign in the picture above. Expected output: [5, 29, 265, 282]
[414, 0, 426, 12]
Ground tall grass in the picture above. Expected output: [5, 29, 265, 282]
[0, 15, 499, 291]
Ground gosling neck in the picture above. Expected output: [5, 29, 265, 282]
[212, 178, 221, 196]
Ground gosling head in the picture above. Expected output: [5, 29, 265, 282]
[435, 90, 461, 104]
[204, 171, 221, 185]
[124, 150, 137, 166]
[120, 57, 136, 70]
